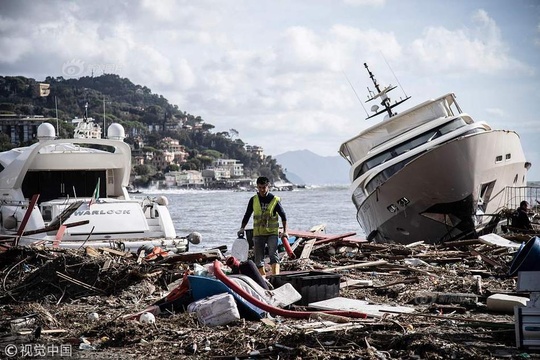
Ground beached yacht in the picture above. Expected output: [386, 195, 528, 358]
[339, 63, 531, 244]
[0, 117, 197, 252]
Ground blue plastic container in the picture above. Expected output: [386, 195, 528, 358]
[508, 236, 540, 276]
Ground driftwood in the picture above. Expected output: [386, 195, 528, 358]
[55, 271, 106, 295]
[322, 260, 388, 272]
[380, 309, 514, 328]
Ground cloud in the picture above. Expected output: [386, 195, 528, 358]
[408, 9, 533, 75]
[536, 23, 540, 47]
[0, 0, 538, 180]
[485, 108, 505, 117]
[0, 35, 32, 63]
[343, 0, 385, 6]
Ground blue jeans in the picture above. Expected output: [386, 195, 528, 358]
[253, 234, 279, 268]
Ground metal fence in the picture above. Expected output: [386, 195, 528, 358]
[500, 186, 540, 211]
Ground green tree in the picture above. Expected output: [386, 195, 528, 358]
[0, 133, 14, 151]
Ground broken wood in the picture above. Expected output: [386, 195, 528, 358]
[314, 232, 357, 245]
[375, 276, 419, 289]
[55, 271, 106, 295]
[380, 309, 514, 328]
[440, 239, 482, 248]
[22, 220, 90, 236]
[340, 279, 373, 289]
[299, 238, 316, 259]
[98, 247, 133, 258]
[470, 249, 504, 268]
[322, 260, 388, 272]
[412, 291, 478, 305]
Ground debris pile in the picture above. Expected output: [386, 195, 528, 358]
[1, 233, 539, 359]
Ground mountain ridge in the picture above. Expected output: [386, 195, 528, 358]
[275, 149, 349, 186]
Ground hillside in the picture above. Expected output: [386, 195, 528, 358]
[0, 74, 286, 182]
[275, 150, 350, 186]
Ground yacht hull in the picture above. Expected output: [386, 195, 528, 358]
[353, 130, 528, 244]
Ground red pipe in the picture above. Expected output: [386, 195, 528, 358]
[281, 235, 296, 259]
[213, 260, 367, 319]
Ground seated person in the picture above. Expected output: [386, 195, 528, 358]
[511, 200, 533, 231]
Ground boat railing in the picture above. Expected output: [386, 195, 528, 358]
[489, 185, 540, 215]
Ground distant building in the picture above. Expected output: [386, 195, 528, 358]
[164, 170, 204, 187]
[213, 158, 244, 177]
[246, 145, 264, 160]
[161, 137, 189, 163]
[202, 168, 231, 181]
[0, 115, 53, 144]
[147, 124, 163, 132]
[151, 150, 174, 170]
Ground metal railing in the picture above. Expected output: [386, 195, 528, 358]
[499, 186, 540, 212]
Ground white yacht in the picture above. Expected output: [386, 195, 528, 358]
[0, 117, 198, 252]
[339, 63, 531, 244]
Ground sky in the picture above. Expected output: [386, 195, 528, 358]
[1, 0, 540, 180]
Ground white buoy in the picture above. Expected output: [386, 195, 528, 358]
[139, 312, 156, 324]
[87, 312, 99, 322]
[156, 196, 169, 206]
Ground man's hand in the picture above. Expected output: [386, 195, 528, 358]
[281, 232, 289, 239]
[237, 228, 245, 238]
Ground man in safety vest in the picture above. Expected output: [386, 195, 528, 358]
[238, 176, 288, 276]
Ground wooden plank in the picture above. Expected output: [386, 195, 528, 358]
[339, 279, 373, 288]
[299, 238, 316, 259]
[309, 297, 415, 318]
[440, 239, 482, 248]
[314, 232, 357, 245]
[23, 220, 89, 236]
[288, 229, 366, 243]
[478, 233, 521, 248]
[52, 225, 66, 248]
[98, 247, 132, 257]
[322, 259, 388, 272]
[288, 229, 326, 239]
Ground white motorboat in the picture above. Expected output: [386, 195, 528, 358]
[0, 117, 199, 252]
[339, 63, 531, 244]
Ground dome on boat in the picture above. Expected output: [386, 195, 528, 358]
[37, 123, 56, 141]
[107, 123, 125, 141]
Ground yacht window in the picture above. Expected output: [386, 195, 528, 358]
[495, 155, 503, 163]
[505, 153, 511, 160]
[358, 117, 468, 179]
[363, 126, 485, 194]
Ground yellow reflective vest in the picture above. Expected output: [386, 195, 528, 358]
[252, 195, 280, 236]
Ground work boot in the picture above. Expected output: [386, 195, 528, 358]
[258, 267, 266, 276]
[271, 263, 280, 275]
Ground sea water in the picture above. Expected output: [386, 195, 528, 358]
[143, 185, 364, 251]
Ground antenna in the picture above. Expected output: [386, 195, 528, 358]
[363, 62, 411, 120]
[382, 53, 409, 99]
[342, 71, 369, 117]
